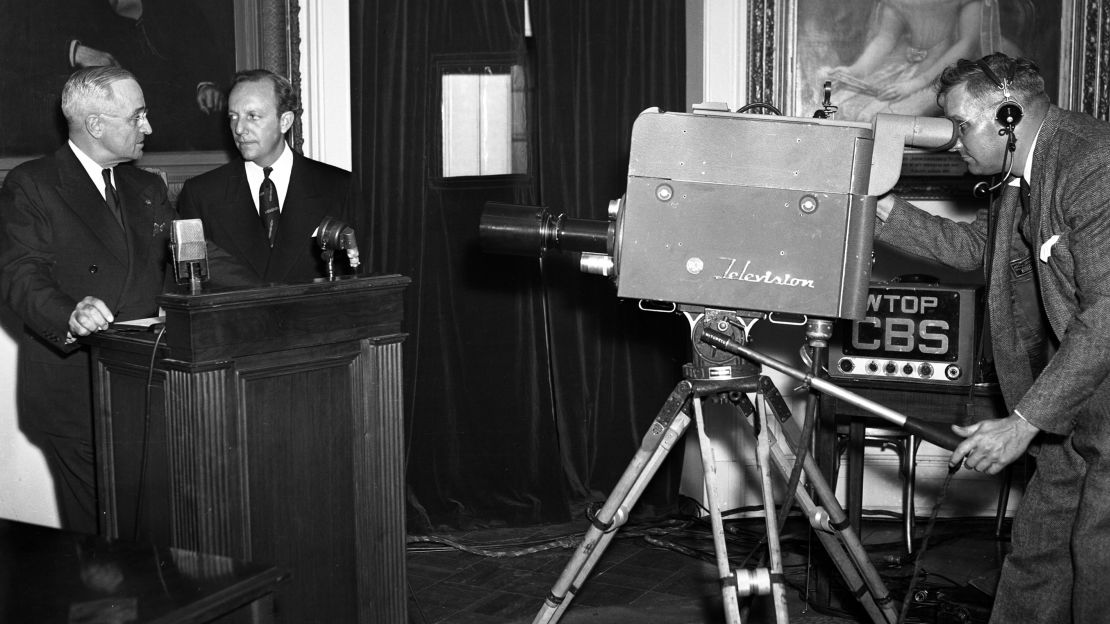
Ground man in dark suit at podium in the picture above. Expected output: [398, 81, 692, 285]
[0, 67, 174, 534]
[177, 69, 360, 284]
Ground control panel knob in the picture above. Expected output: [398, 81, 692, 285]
[920, 363, 933, 377]
[884, 362, 897, 374]
[839, 359, 854, 373]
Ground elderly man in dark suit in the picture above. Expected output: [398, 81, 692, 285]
[0, 66, 174, 534]
[874, 53, 1110, 623]
[176, 69, 360, 284]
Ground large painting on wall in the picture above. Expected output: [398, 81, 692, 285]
[792, 0, 1063, 123]
[746, 0, 1105, 198]
[0, 0, 299, 187]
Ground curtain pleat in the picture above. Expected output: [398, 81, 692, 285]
[530, 0, 689, 517]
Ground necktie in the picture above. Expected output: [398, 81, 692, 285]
[102, 168, 123, 229]
[1018, 178, 1032, 243]
[260, 166, 279, 247]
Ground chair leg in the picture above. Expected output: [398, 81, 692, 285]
[902, 435, 917, 554]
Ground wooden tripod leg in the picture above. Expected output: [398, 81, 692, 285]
[692, 396, 744, 624]
[753, 393, 791, 624]
[532, 381, 693, 624]
[764, 437, 898, 624]
[766, 405, 900, 624]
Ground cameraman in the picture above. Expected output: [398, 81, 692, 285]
[874, 53, 1110, 623]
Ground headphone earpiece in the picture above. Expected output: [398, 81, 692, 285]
[996, 101, 1023, 127]
[976, 59, 1023, 132]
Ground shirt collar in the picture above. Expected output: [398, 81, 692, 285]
[244, 143, 294, 210]
[68, 140, 112, 195]
[1009, 122, 1043, 187]
[244, 143, 293, 179]
[1021, 122, 1042, 181]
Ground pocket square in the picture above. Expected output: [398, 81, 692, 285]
[1040, 234, 1060, 263]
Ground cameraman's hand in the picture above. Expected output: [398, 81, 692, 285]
[950, 413, 1038, 474]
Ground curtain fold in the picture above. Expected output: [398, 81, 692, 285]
[350, 0, 686, 531]
[529, 0, 689, 516]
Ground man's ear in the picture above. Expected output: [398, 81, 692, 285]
[279, 110, 294, 134]
[85, 114, 105, 139]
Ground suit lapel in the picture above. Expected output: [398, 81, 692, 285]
[265, 155, 323, 282]
[988, 183, 1036, 402]
[55, 148, 130, 265]
[116, 167, 171, 269]
[215, 163, 273, 279]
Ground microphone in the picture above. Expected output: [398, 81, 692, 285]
[170, 219, 209, 291]
[972, 133, 1019, 198]
[315, 216, 360, 279]
[972, 179, 1001, 198]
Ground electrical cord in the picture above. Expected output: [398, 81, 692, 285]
[897, 465, 959, 623]
[132, 324, 167, 543]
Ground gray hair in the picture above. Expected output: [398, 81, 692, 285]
[60, 66, 138, 126]
[935, 53, 1048, 109]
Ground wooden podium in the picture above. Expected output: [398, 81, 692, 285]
[86, 275, 410, 624]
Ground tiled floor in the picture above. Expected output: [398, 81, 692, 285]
[406, 513, 1005, 623]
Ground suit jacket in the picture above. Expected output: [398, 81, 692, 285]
[176, 152, 357, 284]
[0, 145, 174, 437]
[876, 106, 1110, 435]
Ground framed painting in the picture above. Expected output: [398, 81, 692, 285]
[746, 0, 1105, 199]
[0, 0, 300, 193]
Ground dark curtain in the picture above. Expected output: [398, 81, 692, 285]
[528, 1, 689, 510]
[350, 0, 687, 531]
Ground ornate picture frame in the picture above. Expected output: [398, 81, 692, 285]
[0, 0, 300, 193]
[746, 0, 1107, 199]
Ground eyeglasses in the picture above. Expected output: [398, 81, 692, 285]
[98, 111, 149, 128]
[951, 105, 996, 138]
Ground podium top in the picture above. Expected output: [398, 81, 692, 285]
[156, 274, 410, 362]
[159, 273, 410, 309]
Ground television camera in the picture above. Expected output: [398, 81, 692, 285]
[481, 104, 956, 319]
[479, 104, 961, 624]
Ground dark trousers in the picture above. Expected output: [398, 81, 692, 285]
[989, 387, 1110, 623]
[25, 430, 98, 535]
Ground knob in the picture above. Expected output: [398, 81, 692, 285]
[839, 359, 854, 373]
[884, 362, 897, 374]
[920, 363, 933, 377]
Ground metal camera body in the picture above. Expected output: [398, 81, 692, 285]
[612, 106, 880, 320]
[480, 105, 954, 321]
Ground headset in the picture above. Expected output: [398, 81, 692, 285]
[976, 58, 1023, 133]
[970, 57, 1023, 197]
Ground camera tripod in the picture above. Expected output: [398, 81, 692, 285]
[532, 309, 963, 624]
